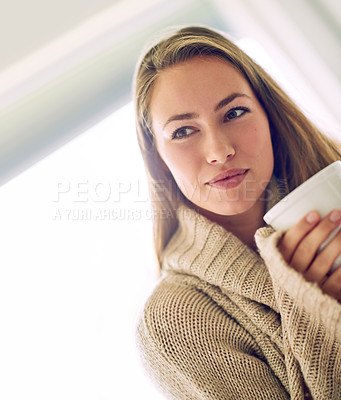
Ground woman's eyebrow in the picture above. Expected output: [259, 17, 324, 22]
[163, 112, 199, 129]
[214, 93, 251, 111]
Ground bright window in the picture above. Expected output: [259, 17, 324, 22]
[0, 103, 163, 400]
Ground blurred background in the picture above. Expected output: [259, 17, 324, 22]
[0, 0, 340, 399]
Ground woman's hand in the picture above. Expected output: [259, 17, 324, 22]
[278, 209, 341, 301]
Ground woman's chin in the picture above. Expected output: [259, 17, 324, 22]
[194, 198, 260, 218]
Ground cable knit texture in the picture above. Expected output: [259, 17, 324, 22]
[137, 186, 341, 399]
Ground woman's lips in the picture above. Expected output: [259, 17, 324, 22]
[206, 169, 249, 190]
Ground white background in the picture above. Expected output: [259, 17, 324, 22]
[0, 104, 163, 399]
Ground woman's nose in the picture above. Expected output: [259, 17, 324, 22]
[205, 130, 235, 165]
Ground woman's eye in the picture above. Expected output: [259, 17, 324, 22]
[224, 107, 248, 121]
[172, 127, 196, 140]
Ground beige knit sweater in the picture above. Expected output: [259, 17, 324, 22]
[137, 205, 341, 399]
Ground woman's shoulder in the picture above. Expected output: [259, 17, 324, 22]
[138, 272, 222, 337]
[137, 271, 258, 358]
[136, 272, 289, 400]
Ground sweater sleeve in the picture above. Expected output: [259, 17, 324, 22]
[255, 227, 341, 399]
[137, 273, 290, 400]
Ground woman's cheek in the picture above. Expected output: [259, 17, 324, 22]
[242, 126, 272, 157]
[161, 146, 198, 183]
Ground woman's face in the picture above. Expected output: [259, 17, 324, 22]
[149, 56, 274, 217]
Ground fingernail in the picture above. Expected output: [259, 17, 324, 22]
[329, 210, 341, 223]
[306, 211, 319, 224]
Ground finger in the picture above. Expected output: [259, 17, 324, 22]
[320, 262, 341, 302]
[278, 210, 320, 263]
[290, 210, 341, 273]
[304, 229, 341, 284]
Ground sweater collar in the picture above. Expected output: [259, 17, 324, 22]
[162, 177, 283, 309]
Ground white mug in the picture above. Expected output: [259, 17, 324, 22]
[264, 161, 341, 272]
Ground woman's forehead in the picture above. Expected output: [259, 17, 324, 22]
[149, 57, 253, 113]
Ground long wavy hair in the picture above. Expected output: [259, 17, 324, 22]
[133, 25, 340, 268]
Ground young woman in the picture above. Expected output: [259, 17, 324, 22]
[134, 26, 341, 399]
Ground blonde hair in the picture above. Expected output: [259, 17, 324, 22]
[133, 25, 341, 268]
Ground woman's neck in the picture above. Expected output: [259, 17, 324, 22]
[197, 197, 266, 250]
